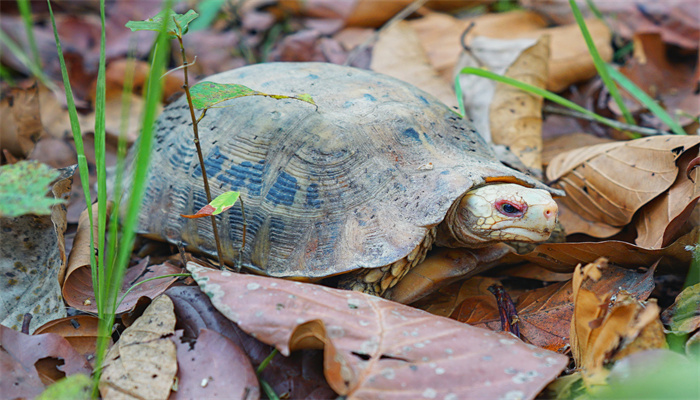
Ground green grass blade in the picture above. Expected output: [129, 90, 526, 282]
[94, 0, 108, 315]
[116, 273, 191, 308]
[454, 74, 466, 118]
[570, 0, 634, 125]
[190, 0, 226, 31]
[457, 67, 632, 133]
[0, 29, 57, 91]
[106, 48, 137, 280]
[16, 0, 41, 67]
[606, 65, 686, 135]
[46, 0, 98, 310]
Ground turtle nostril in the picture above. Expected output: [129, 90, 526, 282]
[544, 207, 555, 219]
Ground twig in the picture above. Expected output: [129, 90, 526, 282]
[174, 20, 225, 270]
[543, 104, 668, 136]
[344, 0, 429, 66]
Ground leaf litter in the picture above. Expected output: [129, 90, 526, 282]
[1, 0, 699, 398]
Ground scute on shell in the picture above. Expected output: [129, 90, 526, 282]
[134, 62, 557, 278]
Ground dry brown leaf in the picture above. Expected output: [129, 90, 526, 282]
[0, 83, 44, 161]
[490, 34, 550, 176]
[410, 11, 548, 83]
[33, 315, 102, 363]
[171, 329, 260, 400]
[414, 276, 501, 319]
[570, 259, 666, 384]
[518, 226, 698, 273]
[542, 133, 615, 167]
[635, 144, 700, 248]
[0, 323, 92, 398]
[370, 21, 457, 109]
[546, 136, 700, 237]
[100, 295, 178, 400]
[188, 263, 568, 399]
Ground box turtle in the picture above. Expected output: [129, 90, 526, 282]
[133, 62, 560, 302]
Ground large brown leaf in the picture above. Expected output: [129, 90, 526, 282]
[166, 286, 335, 399]
[635, 144, 700, 248]
[546, 136, 700, 237]
[188, 263, 568, 399]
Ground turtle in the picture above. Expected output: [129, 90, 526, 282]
[132, 62, 560, 303]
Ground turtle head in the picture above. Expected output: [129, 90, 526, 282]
[438, 183, 558, 247]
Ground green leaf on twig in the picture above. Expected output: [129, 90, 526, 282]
[181, 191, 241, 219]
[190, 81, 316, 109]
[125, 9, 198, 38]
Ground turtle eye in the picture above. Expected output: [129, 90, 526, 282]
[496, 200, 525, 217]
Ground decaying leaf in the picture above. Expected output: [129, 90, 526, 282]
[0, 324, 92, 399]
[661, 282, 700, 334]
[181, 190, 240, 218]
[490, 34, 550, 176]
[547, 136, 700, 237]
[542, 133, 615, 167]
[190, 81, 315, 109]
[0, 164, 74, 332]
[0, 84, 44, 161]
[171, 329, 259, 400]
[0, 161, 64, 218]
[570, 259, 666, 385]
[188, 263, 568, 399]
[428, 262, 654, 353]
[635, 144, 700, 248]
[100, 295, 178, 400]
[370, 21, 457, 109]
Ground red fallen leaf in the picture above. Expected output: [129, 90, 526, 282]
[0, 324, 92, 398]
[181, 204, 216, 219]
[33, 315, 102, 363]
[166, 286, 336, 399]
[170, 329, 259, 399]
[187, 263, 568, 399]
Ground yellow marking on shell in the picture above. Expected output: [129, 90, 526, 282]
[477, 217, 485, 226]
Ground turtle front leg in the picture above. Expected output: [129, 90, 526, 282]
[383, 244, 512, 304]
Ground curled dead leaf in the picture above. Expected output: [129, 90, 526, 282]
[546, 136, 700, 237]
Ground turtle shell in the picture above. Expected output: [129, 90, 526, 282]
[136, 62, 556, 278]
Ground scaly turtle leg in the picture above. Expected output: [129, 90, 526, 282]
[337, 228, 437, 297]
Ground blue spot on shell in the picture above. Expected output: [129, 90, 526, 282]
[402, 128, 421, 142]
[218, 160, 265, 197]
[308, 74, 320, 79]
[418, 95, 429, 105]
[195, 146, 225, 178]
[266, 171, 299, 206]
[306, 184, 322, 208]
[364, 94, 376, 101]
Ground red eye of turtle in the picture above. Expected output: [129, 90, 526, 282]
[496, 200, 525, 217]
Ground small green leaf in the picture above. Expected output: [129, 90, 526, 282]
[190, 81, 316, 109]
[125, 9, 198, 37]
[0, 161, 64, 218]
[181, 191, 240, 218]
[36, 374, 92, 400]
